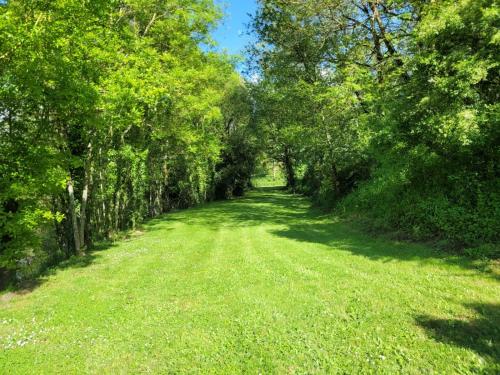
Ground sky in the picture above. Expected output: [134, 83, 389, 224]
[210, 0, 258, 70]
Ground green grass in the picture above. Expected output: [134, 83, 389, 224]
[251, 173, 286, 188]
[1, 188, 499, 374]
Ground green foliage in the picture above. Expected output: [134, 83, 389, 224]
[215, 129, 258, 198]
[214, 76, 258, 199]
[0, 0, 257, 284]
[251, 158, 286, 188]
[251, 0, 499, 255]
[350, 0, 500, 249]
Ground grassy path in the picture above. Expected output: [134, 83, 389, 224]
[1, 188, 499, 373]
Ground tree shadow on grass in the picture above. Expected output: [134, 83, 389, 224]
[273, 221, 432, 261]
[11, 222, 181, 296]
[1, 189, 294, 295]
[140, 187, 499, 279]
[271, 220, 500, 280]
[1, 241, 118, 297]
[4, 187, 497, 295]
[156, 188, 315, 229]
[245, 190, 499, 278]
[48, 240, 121, 272]
[416, 303, 500, 373]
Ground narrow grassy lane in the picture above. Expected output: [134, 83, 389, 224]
[1, 188, 499, 373]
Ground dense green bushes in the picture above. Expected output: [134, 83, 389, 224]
[346, 0, 500, 252]
[251, 0, 499, 255]
[215, 129, 258, 199]
[0, 0, 256, 285]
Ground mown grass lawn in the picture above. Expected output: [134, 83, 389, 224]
[1, 188, 499, 374]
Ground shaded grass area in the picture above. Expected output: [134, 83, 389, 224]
[0, 188, 499, 373]
[417, 303, 500, 370]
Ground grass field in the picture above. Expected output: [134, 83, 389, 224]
[251, 172, 286, 188]
[1, 188, 499, 373]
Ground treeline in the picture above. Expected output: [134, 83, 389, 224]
[0, 0, 256, 284]
[250, 0, 499, 255]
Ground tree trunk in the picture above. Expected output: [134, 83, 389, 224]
[361, 2, 384, 81]
[67, 178, 81, 254]
[98, 147, 107, 236]
[79, 142, 93, 252]
[370, 0, 409, 80]
[370, 1, 400, 61]
[283, 147, 296, 189]
[331, 163, 341, 197]
[79, 172, 89, 252]
[114, 190, 121, 231]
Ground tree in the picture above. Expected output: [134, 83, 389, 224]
[0, 0, 259, 285]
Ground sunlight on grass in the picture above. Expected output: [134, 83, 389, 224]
[0, 189, 498, 373]
[252, 173, 286, 188]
